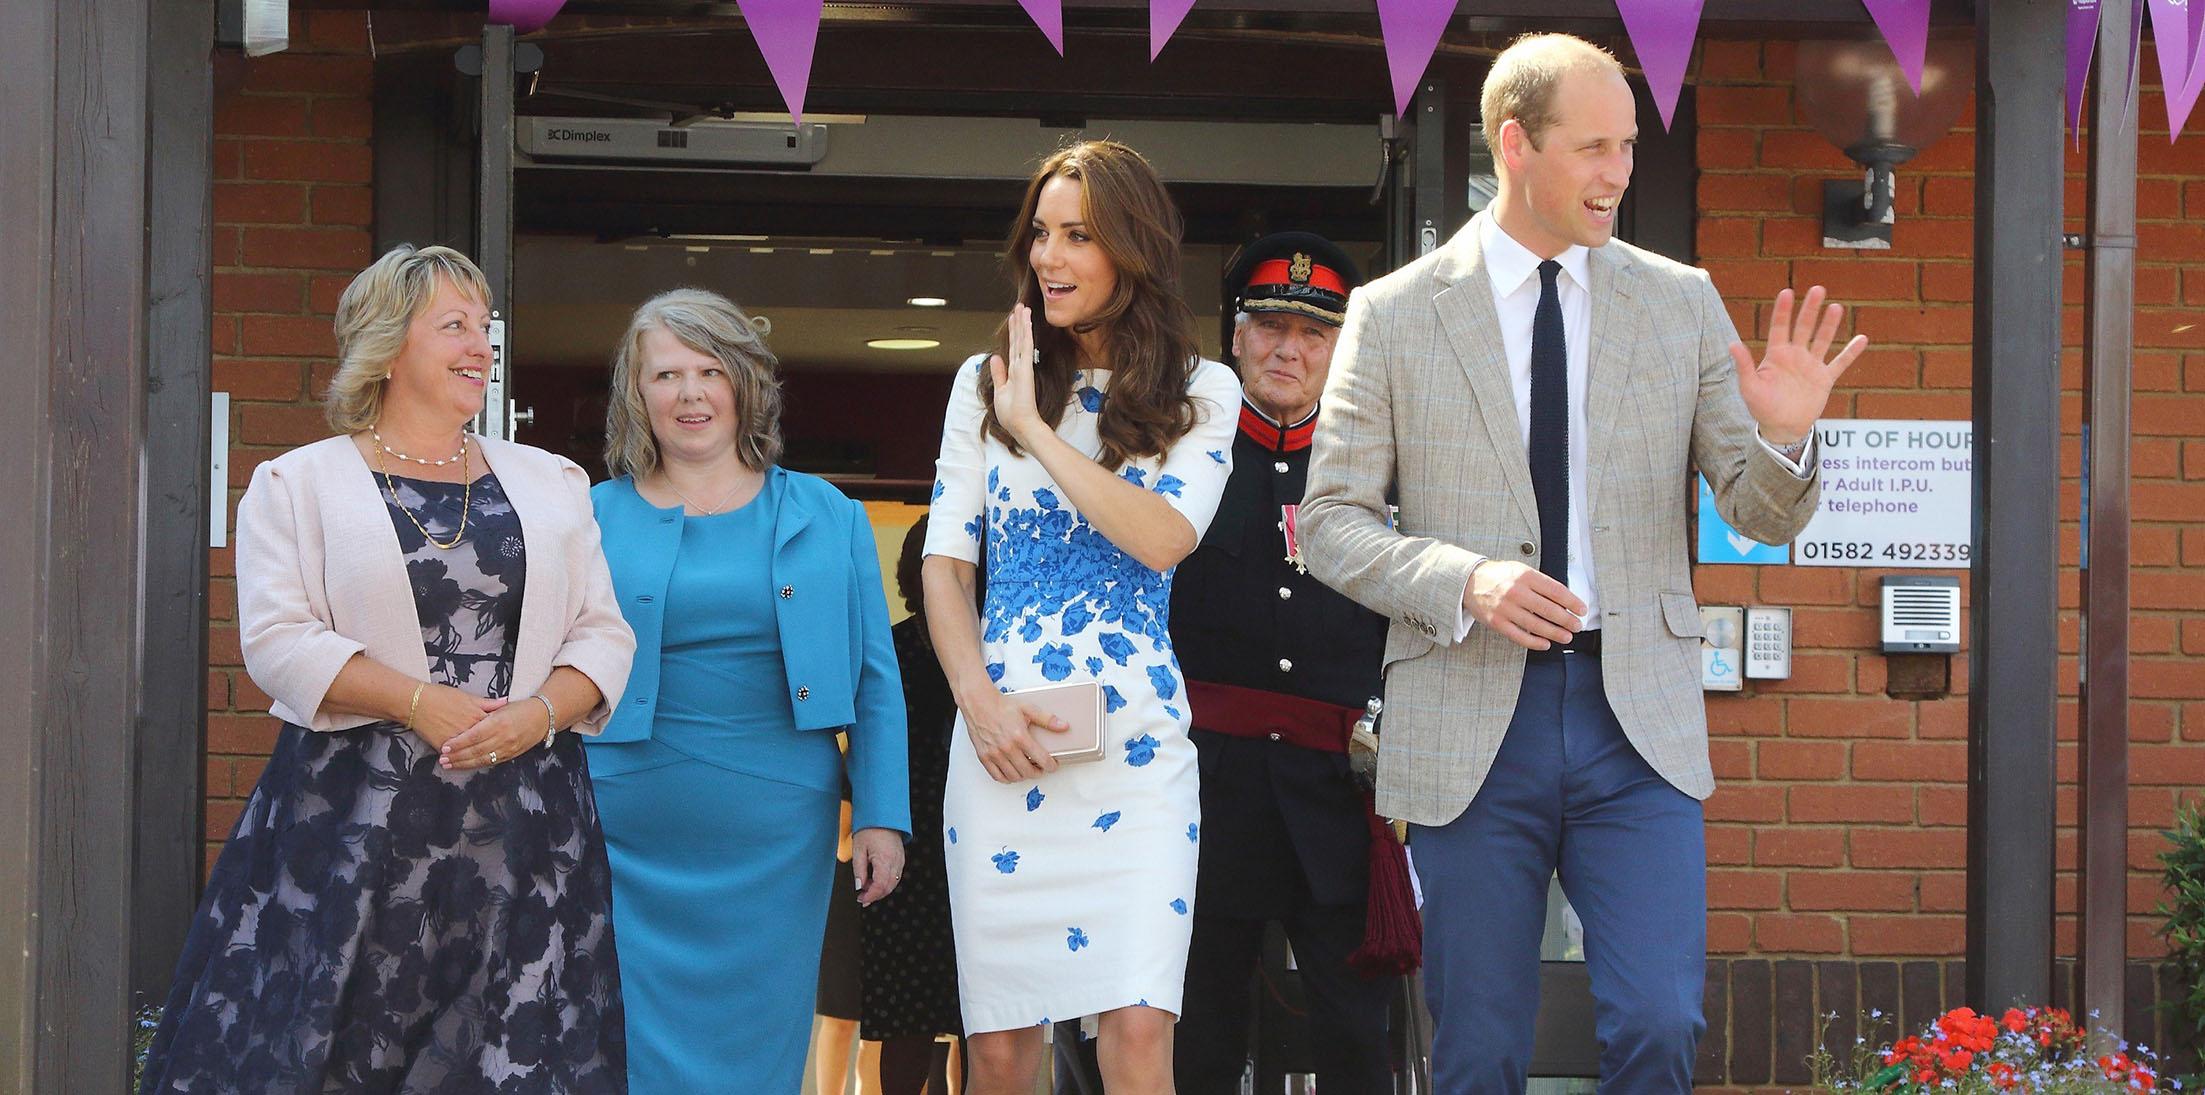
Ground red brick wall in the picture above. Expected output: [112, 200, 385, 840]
[203, 12, 377, 871]
[1690, 37, 2205, 979]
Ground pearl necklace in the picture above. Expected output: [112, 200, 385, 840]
[372, 428, 468, 468]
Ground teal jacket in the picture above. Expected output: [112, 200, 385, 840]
[590, 467, 910, 835]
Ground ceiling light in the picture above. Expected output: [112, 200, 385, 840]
[907, 296, 948, 307]
[867, 338, 941, 351]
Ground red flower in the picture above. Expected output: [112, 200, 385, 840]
[2001, 1008, 2028, 1033]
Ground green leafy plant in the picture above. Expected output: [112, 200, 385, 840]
[2158, 796, 2205, 1081]
[133, 1004, 161, 1088]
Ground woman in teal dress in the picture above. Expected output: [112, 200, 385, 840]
[589, 288, 911, 1094]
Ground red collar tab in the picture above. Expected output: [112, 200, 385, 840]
[1238, 402, 1318, 452]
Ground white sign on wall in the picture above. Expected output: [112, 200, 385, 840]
[1792, 419, 1973, 568]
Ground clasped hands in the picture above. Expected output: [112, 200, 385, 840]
[1462, 285, 1867, 651]
[407, 685, 547, 771]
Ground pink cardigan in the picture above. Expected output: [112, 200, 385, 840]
[235, 434, 634, 733]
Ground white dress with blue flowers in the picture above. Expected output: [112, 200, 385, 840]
[924, 353, 1241, 1034]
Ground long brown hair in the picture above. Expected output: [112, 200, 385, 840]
[980, 140, 1200, 470]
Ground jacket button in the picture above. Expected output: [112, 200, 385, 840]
[796, 686, 811, 700]
[1273, 461, 1289, 473]
[1520, 541, 1536, 555]
[1278, 587, 1293, 600]
[1267, 732, 1282, 742]
[1278, 658, 1293, 672]
[780, 585, 795, 599]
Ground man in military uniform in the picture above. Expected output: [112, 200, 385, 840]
[1170, 233, 1401, 1095]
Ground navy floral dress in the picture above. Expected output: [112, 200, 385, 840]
[139, 471, 625, 1094]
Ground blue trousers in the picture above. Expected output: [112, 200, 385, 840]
[1409, 654, 1706, 1094]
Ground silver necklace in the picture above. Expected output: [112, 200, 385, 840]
[663, 475, 747, 516]
[372, 428, 468, 468]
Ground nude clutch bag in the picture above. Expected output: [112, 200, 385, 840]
[1010, 680, 1103, 764]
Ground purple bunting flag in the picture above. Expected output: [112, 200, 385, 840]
[737, 0, 825, 123]
[2067, 0, 2098, 145]
[1020, 0, 1066, 55]
[1151, 0, 1197, 60]
[2145, 0, 2193, 132]
[1614, 0, 1705, 131]
[487, 0, 566, 33]
[1860, 0, 1932, 95]
[2170, 0, 2205, 139]
[1376, 0, 1459, 117]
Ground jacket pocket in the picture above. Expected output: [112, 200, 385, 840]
[1660, 592, 1704, 638]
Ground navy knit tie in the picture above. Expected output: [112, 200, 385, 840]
[1529, 259, 1569, 587]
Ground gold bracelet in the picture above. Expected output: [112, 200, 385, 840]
[534, 694, 558, 749]
[405, 682, 427, 730]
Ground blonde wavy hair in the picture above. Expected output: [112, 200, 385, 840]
[1479, 33, 1624, 154]
[323, 244, 494, 434]
[604, 288, 784, 479]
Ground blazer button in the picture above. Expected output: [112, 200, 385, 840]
[1520, 540, 1536, 556]
[796, 686, 811, 701]
[1277, 587, 1293, 600]
[1273, 461, 1289, 473]
[1267, 732, 1282, 741]
[780, 585, 795, 599]
[1277, 658, 1293, 673]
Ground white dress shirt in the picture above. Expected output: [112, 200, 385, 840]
[1456, 217, 1810, 639]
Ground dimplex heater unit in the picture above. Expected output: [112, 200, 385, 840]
[518, 118, 829, 167]
[1879, 576, 1962, 654]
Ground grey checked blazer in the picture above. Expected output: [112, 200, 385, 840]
[1298, 213, 1820, 826]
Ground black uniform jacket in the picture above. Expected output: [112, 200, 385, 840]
[1170, 411, 1389, 918]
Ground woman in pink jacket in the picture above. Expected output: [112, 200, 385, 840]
[138, 245, 636, 1094]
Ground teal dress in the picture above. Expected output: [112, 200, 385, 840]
[589, 488, 844, 1094]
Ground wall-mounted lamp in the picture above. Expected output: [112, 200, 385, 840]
[1794, 39, 1972, 249]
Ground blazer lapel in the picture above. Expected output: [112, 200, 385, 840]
[770, 466, 813, 554]
[1581, 245, 1642, 522]
[334, 439, 430, 677]
[1434, 219, 1541, 537]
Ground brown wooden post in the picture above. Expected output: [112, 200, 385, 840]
[0, 0, 167, 1085]
[1966, 0, 2063, 1012]
[2078, 0, 2137, 1036]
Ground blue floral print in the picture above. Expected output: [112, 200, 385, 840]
[1123, 734, 1160, 767]
[1092, 811, 1121, 832]
[1170, 898, 1188, 915]
[1066, 927, 1090, 952]
[993, 850, 1020, 874]
[1147, 664, 1178, 701]
[1026, 787, 1046, 812]
[1034, 642, 1074, 681]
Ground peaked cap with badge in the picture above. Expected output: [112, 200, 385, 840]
[1219, 231, 1364, 362]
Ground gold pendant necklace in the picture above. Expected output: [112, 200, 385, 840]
[377, 443, 471, 550]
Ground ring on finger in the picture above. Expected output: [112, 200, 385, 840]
[488, 749, 499, 765]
